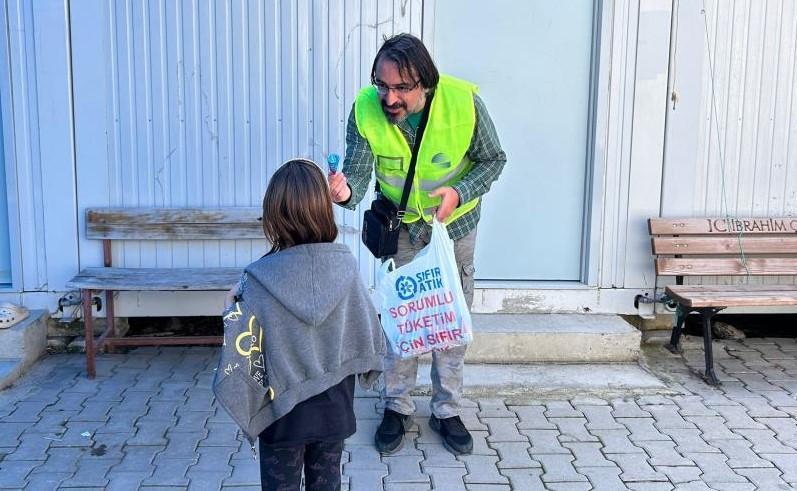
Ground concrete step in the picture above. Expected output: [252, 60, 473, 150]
[0, 310, 48, 390]
[355, 362, 668, 398]
[462, 313, 641, 363]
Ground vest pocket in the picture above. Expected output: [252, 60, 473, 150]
[376, 155, 405, 171]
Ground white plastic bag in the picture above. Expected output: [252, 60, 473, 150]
[377, 219, 473, 358]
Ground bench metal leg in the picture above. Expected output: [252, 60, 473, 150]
[105, 289, 116, 352]
[698, 307, 723, 386]
[82, 289, 96, 379]
[664, 304, 686, 354]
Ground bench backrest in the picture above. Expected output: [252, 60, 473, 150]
[649, 218, 797, 276]
[87, 208, 264, 240]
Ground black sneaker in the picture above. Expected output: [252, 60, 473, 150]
[375, 409, 413, 454]
[429, 414, 473, 455]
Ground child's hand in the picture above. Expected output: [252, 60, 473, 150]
[328, 172, 352, 203]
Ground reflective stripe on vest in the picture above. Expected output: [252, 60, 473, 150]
[355, 74, 480, 224]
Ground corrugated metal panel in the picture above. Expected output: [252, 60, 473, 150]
[663, 0, 797, 287]
[72, 0, 423, 285]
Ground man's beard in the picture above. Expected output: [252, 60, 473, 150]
[382, 101, 407, 124]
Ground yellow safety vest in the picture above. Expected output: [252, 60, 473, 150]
[354, 74, 480, 224]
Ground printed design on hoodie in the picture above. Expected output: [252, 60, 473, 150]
[223, 302, 275, 400]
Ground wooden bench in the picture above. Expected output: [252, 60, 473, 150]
[66, 208, 263, 378]
[649, 217, 797, 385]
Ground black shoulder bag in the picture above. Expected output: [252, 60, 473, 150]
[362, 93, 433, 258]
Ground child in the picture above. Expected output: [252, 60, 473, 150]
[226, 159, 385, 491]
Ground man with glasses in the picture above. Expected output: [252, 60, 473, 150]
[328, 33, 506, 456]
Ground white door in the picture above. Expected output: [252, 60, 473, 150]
[0, 97, 11, 284]
[432, 1, 596, 281]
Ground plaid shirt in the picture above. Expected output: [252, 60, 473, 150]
[339, 92, 507, 244]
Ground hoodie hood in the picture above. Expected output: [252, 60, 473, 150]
[244, 243, 358, 326]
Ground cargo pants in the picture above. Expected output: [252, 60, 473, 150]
[381, 226, 476, 419]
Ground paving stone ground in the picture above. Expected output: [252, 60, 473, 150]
[0, 335, 796, 490]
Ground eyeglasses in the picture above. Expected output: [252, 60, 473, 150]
[373, 79, 421, 95]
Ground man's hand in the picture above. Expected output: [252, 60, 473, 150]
[429, 186, 460, 222]
[328, 172, 352, 203]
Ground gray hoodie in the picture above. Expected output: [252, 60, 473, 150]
[242, 242, 385, 432]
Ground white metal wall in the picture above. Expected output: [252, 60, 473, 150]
[0, 0, 78, 305]
[71, 0, 423, 290]
[662, 0, 797, 289]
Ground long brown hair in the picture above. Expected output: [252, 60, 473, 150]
[261, 159, 338, 254]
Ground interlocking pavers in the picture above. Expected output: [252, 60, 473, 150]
[755, 417, 797, 448]
[467, 430, 498, 456]
[760, 452, 797, 483]
[462, 485, 511, 491]
[491, 441, 539, 469]
[478, 399, 515, 418]
[734, 427, 796, 453]
[345, 444, 390, 471]
[423, 465, 467, 491]
[520, 429, 570, 454]
[171, 409, 214, 432]
[578, 405, 624, 430]
[544, 483, 591, 490]
[647, 404, 696, 430]
[625, 482, 675, 490]
[686, 414, 750, 438]
[659, 428, 720, 454]
[616, 417, 672, 442]
[590, 428, 646, 454]
[482, 417, 526, 442]
[633, 440, 693, 466]
[562, 442, 614, 468]
[348, 469, 388, 491]
[459, 454, 509, 484]
[48, 421, 104, 448]
[578, 464, 626, 490]
[418, 443, 464, 469]
[0, 422, 29, 446]
[58, 458, 117, 488]
[534, 453, 587, 483]
[760, 390, 797, 407]
[705, 438, 775, 468]
[544, 401, 582, 418]
[498, 468, 546, 490]
[346, 416, 381, 445]
[552, 417, 599, 442]
[0, 460, 43, 487]
[104, 470, 155, 491]
[1, 433, 50, 461]
[384, 483, 431, 491]
[733, 467, 792, 489]
[382, 454, 428, 484]
[222, 457, 260, 487]
[128, 419, 171, 446]
[510, 404, 556, 430]
[605, 453, 668, 482]
[681, 452, 747, 483]
[185, 470, 233, 490]
[459, 406, 489, 431]
[199, 421, 240, 447]
[141, 457, 194, 486]
[2, 400, 50, 423]
[652, 465, 703, 484]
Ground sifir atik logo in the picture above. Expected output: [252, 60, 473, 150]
[395, 267, 444, 300]
[395, 276, 417, 300]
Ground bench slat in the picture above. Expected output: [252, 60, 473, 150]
[87, 208, 263, 239]
[655, 258, 797, 276]
[66, 267, 242, 291]
[649, 217, 797, 235]
[666, 284, 797, 307]
[652, 237, 797, 255]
